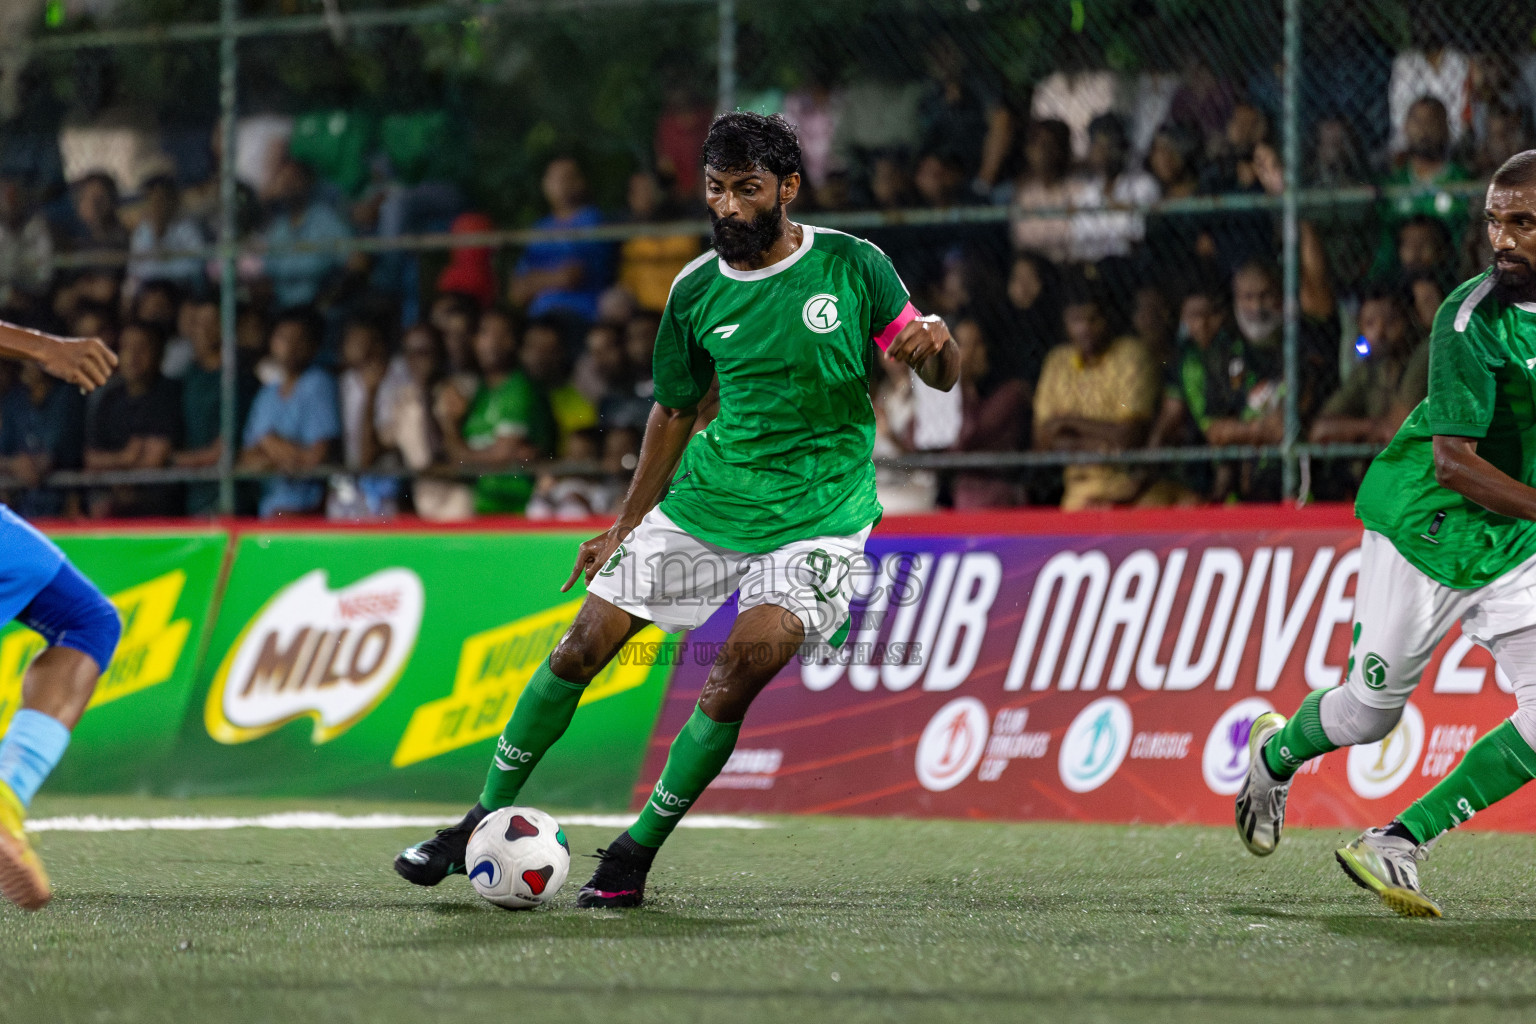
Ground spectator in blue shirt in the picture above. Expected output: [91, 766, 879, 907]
[239, 307, 340, 517]
[260, 157, 352, 310]
[127, 175, 207, 296]
[0, 360, 85, 517]
[508, 156, 613, 324]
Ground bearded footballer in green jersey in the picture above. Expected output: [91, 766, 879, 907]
[394, 112, 958, 907]
[1236, 150, 1536, 917]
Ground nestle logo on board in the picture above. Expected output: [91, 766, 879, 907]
[205, 568, 425, 745]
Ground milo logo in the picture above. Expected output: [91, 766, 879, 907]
[205, 568, 425, 744]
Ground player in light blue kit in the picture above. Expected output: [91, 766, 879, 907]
[0, 321, 119, 910]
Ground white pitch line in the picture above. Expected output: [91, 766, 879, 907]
[26, 813, 770, 833]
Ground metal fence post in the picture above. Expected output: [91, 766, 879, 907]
[1280, 0, 1301, 501]
[717, 0, 735, 114]
[217, 0, 239, 515]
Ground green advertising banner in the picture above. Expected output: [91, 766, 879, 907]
[0, 531, 227, 791]
[168, 532, 677, 807]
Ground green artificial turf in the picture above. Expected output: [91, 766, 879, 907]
[7, 796, 1536, 1023]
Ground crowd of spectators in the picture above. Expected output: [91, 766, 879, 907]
[0, 16, 1526, 517]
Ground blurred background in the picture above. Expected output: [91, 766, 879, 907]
[0, 0, 1524, 521]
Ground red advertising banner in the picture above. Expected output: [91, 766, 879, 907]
[637, 506, 1532, 831]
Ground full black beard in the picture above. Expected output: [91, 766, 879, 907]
[1491, 254, 1536, 304]
[710, 198, 784, 263]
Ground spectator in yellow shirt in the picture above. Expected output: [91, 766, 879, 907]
[617, 171, 702, 312]
[1033, 275, 1161, 510]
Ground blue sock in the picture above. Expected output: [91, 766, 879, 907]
[0, 710, 71, 808]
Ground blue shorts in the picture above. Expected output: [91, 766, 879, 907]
[1, 505, 121, 672]
[0, 505, 65, 627]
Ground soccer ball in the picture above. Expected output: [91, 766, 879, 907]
[465, 806, 571, 910]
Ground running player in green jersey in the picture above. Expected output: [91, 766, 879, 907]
[394, 112, 958, 907]
[1236, 150, 1536, 917]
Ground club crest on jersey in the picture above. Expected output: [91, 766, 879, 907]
[802, 293, 841, 334]
[598, 544, 627, 577]
[1362, 652, 1389, 690]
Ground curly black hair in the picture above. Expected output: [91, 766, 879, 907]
[701, 111, 802, 181]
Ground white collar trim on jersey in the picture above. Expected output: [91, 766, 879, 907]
[716, 223, 816, 281]
[1517, 302, 1536, 314]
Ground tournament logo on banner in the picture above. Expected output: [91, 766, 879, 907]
[1058, 697, 1132, 793]
[915, 697, 990, 792]
[1202, 698, 1275, 796]
[1347, 702, 1425, 800]
[205, 568, 425, 744]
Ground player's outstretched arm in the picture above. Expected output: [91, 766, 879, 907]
[562, 401, 698, 592]
[0, 320, 116, 392]
[884, 315, 959, 391]
[1433, 435, 1536, 520]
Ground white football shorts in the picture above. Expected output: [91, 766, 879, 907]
[1344, 529, 1536, 709]
[585, 506, 872, 643]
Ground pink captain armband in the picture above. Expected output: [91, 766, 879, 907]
[873, 302, 920, 352]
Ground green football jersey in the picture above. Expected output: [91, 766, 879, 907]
[1356, 271, 1536, 587]
[651, 225, 913, 553]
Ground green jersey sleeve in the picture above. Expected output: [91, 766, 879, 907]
[1425, 284, 1503, 438]
[854, 240, 913, 339]
[651, 291, 715, 410]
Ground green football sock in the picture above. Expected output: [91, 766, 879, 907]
[1262, 688, 1337, 779]
[628, 705, 742, 849]
[1398, 720, 1536, 844]
[478, 658, 586, 810]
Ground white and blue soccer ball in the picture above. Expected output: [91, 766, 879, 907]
[465, 806, 571, 910]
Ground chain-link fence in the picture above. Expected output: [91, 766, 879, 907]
[0, 0, 1521, 519]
